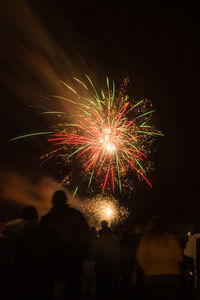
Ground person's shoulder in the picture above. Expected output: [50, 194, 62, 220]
[165, 233, 181, 246]
[192, 233, 200, 239]
[164, 233, 176, 239]
[40, 210, 54, 224]
[136, 234, 149, 251]
[40, 212, 49, 221]
[66, 205, 86, 219]
[66, 205, 80, 214]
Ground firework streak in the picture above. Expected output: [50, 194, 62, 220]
[11, 75, 163, 194]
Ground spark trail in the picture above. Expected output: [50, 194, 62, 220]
[11, 75, 163, 194]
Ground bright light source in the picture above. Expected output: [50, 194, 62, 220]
[106, 143, 115, 153]
[105, 206, 113, 218]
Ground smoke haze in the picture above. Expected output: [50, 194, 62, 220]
[0, 169, 82, 221]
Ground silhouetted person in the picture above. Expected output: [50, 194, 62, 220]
[136, 216, 183, 300]
[99, 220, 113, 238]
[1, 205, 43, 300]
[184, 224, 200, 299]
[90, 226, 98, 241]
[196, 237, 200, 298]
[82, 226, 98, 300]
[129, 224, 145, 295]
[40, 190, 89, 300]
[118, 230, 135, 299]
[95, 220, 119, 300]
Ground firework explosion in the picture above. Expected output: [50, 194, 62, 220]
[11, 75, 163, 194]
[81, 194, 129, 229]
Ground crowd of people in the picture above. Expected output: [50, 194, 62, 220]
[0, 190, 200, 300]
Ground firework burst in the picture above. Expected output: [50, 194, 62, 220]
[81, 194, 129, 229]
[11, 75, 163, 194]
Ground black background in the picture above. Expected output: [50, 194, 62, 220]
[0, 1, 199, 223]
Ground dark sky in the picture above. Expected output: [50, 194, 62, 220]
[0, 1, 199, 223]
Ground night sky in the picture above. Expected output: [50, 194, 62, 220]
[0, 1, 199, 224]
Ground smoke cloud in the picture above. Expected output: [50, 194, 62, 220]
[0, 169, 82, 221]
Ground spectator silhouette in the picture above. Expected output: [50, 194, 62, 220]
[136, 216, 183, 300]
[1, 205, 44, 300]
[40, 190, 89, 300]
[82, 226, 98, 300]
[95, 220, 119, 300]
[184, 224, 200, 298]
[129, 224, 145, 294]
[89, 226, 98, 241]
[118, 230, 136, 299]
[99, 220, 113, 238]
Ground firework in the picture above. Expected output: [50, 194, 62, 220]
[81, 194, 129, 229]
[11, 75, 163, 194]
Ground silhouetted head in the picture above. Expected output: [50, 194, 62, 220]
[21, 206, 38, 221]
[101, 220, 108, 229]
[52, 190, 67, 207]
[145, 215, 168, 237]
